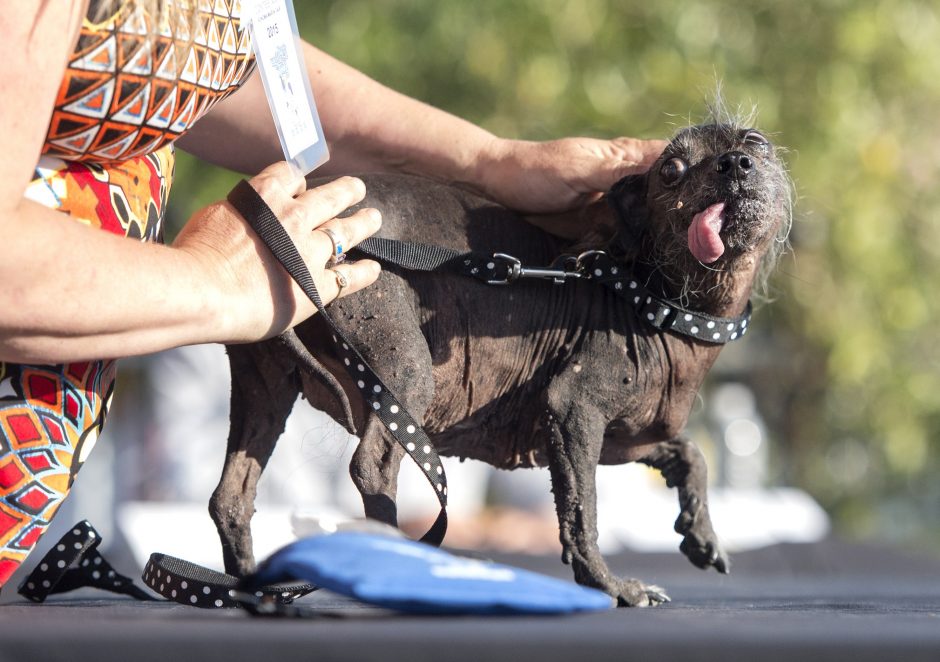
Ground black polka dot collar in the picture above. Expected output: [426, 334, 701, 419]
[584, 253, 752, 344]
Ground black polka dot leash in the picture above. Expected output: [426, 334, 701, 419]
[227, 181, 449, 545]
[17, 520, 154, 603]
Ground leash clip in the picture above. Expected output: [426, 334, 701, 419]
[486, 253, 521, 284]
[488, 253, 593, 285]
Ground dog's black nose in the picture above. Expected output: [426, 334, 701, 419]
[716, 151, 753, 180]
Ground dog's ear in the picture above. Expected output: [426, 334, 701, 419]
[606, 173, 649, 258]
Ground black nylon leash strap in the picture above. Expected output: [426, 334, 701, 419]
[352, 237, 466, 272]
[352, 236, 517, 283]
[226, 180, 449, 545]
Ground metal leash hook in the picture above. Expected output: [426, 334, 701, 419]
[487, 251, 609, 285]
[573, 250, 608, 274]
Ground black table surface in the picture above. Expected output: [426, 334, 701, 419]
[1, 538, 939, 662]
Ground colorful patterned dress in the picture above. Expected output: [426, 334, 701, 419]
[0, 0, 256, 587]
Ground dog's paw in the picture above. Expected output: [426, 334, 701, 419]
[614, 578, 671, 608]
[679, 534, 730, 574]
[674, 495, 730, 574]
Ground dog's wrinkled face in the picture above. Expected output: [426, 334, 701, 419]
[609, 121, 791, 304]
[651, 123, 790, 265]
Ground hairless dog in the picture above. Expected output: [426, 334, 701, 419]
[210, 112, 792, 606]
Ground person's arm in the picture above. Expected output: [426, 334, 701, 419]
[0, 3, 380, 365]
[177, 42, 666, 214]
[2, 172, 379, 364]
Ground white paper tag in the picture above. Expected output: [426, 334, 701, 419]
[245, 0, 329, 173]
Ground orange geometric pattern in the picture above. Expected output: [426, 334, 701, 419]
[43, 0, 255, 163]
[1, 0, 255, 588]
[0, 362, 115, 586]
[26, 145, 175, 241]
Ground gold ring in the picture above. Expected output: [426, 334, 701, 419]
[316, 227, 346, 266]
[332, 268, 349, 297]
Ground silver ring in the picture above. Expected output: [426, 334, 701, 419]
[316, 227, 346, 266]
[332, 268, 349, 297]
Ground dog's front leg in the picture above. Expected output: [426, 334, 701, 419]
[545, 405, 669, 607]
[639, 437, 730, 573]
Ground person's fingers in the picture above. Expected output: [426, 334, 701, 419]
[324, 260, 381, 301]
[248, 161, 307, 200]
[569, 137, 665, 195]
[610, 137, 667, 172]
[313, 207, 382, 262]
[633, 138, 668, 167]
[292, 176, 367, 230]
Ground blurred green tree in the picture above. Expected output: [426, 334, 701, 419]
[170, 0, 940, 549]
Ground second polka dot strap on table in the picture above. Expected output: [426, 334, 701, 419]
[18, 520, 154, 602]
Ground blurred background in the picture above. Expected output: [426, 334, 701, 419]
[28, 0, 940, 579]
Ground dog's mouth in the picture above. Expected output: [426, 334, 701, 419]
[687, 202, 726, 264]
[686, 193, 767, 264]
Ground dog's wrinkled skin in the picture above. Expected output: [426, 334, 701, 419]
[210, 118, 791, 607]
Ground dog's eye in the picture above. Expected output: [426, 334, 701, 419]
[659, 157, 688, 186]
[743, 131, 770, 149]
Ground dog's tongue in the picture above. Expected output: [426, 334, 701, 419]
[688, 202, 726, 263]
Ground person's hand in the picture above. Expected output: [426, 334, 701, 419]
[173, 162, 381, 343]
[476, 136, 666, 214]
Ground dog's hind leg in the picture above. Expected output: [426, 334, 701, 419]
[638, 437, 730, 574]
[210, 340, 301, 577]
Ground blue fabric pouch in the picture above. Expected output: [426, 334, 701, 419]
[250, 532, 612, 615]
